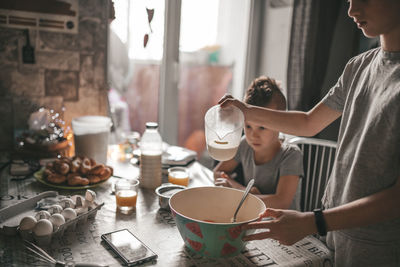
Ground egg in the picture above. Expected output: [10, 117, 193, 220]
[48, 204, 63, 214]
[19, 216, 37, 231]
[84, 199, 97, 211]
[71, 195, 85, 208]
[35, 210, 51, 220]
[75, 206, 88, 216]
[85, 189, 96, 202]
[49, 213, 65, 229]
[61, 208, 77, 221]
[59, 198, 76, 209]
[33, 219, 53, 236]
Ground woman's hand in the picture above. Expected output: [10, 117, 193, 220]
[241, 208, 316, 246]
[218, 94, 248, 113]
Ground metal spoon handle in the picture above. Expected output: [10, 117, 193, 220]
[233, 179, 255, 222]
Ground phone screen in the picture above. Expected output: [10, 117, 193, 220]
[102, 229, 157, 265]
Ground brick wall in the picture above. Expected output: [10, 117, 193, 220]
[0, 0, 109, 151]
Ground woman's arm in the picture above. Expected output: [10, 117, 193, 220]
[324, 175, 400, 231]
[255, 175, 300, 209]
[219, 97, 341, 137]
[242, 175, 400, 245]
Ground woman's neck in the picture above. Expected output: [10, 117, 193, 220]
[380, 27, 400, 52]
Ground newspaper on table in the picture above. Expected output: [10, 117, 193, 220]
[170, 232, 333, 267]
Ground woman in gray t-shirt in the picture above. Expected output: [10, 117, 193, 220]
[214, 76, 303, 210]
[220, 1, 400, 266]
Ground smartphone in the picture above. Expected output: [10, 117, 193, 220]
[101, 229, 158, 266]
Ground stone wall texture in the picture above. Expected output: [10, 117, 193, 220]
[0, 0, 109, 151]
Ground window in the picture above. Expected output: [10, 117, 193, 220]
[109, 0, 250, 163]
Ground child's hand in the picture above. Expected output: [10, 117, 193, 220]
[250, 186, 261, 194]
[214, 171, 232, 187]
[214, 177, 232, 188]
[214, 171, 229, 180]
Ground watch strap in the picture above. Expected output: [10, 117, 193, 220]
[313, 208, 327, 236]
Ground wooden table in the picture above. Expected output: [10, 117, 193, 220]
[0, 151, 333, 267]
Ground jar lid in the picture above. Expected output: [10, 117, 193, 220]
[145, 122, 158, 129]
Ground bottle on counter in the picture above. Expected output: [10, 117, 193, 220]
[139, 122, 163, 189]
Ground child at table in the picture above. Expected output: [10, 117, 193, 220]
[220, 1, 400, 266]
[213, 76, 304, 210]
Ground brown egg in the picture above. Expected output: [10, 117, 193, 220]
[19, 216, 37, 231]
[35, 210, 51, 220]
[85, 189, 96, 202]
[71, 195, 85, 208]
[61, 208, 77, 221]
[49, 213, 65, 229]
[59, 198, 76, 209]
[48, 204, 63, 214]
[33, 219, 53, 236]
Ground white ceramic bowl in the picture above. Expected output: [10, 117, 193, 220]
[170, 186, 266, 258]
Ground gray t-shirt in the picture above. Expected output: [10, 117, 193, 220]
[322, 47, 400, 243]
[234, 137, 304, 209]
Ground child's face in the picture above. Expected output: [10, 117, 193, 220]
[244, 103, 280, 153]
[347, 0, 400, 39]
[244, 121, 279, 153]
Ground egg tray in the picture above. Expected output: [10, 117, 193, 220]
[0, 191, 104, 246]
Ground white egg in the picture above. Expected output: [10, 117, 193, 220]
[84, 199, 96, 211]
[61, 208, 77, 221]
[85, 190, 96, 202]
[35, 210, 51, 220]
[59, 198, 76, 209]
[75, 206, 88, 216]
[49, 214, 65, 229]
[33, 219, 53, 236]
[71, 195, 85, 208]
[48, 204, 63, 214]
[19, 216, 37, 231]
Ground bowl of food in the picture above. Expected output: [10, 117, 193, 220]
[169, 186, 266, 258]
[155, 183, 186, 210]
[34, 156, 113, 189]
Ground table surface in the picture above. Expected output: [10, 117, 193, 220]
[0, 149, 333, 267]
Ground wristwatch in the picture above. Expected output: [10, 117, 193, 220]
[313, 208, 327, 236]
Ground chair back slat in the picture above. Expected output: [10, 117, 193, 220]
[305, 144, 311, 211]
[288, 137, 337, 212]
[315, 146, 326, 210]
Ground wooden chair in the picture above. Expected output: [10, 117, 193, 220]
[287, 137, 337, 212]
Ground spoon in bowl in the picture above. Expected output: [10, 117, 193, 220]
[231, 179, 255, 223]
